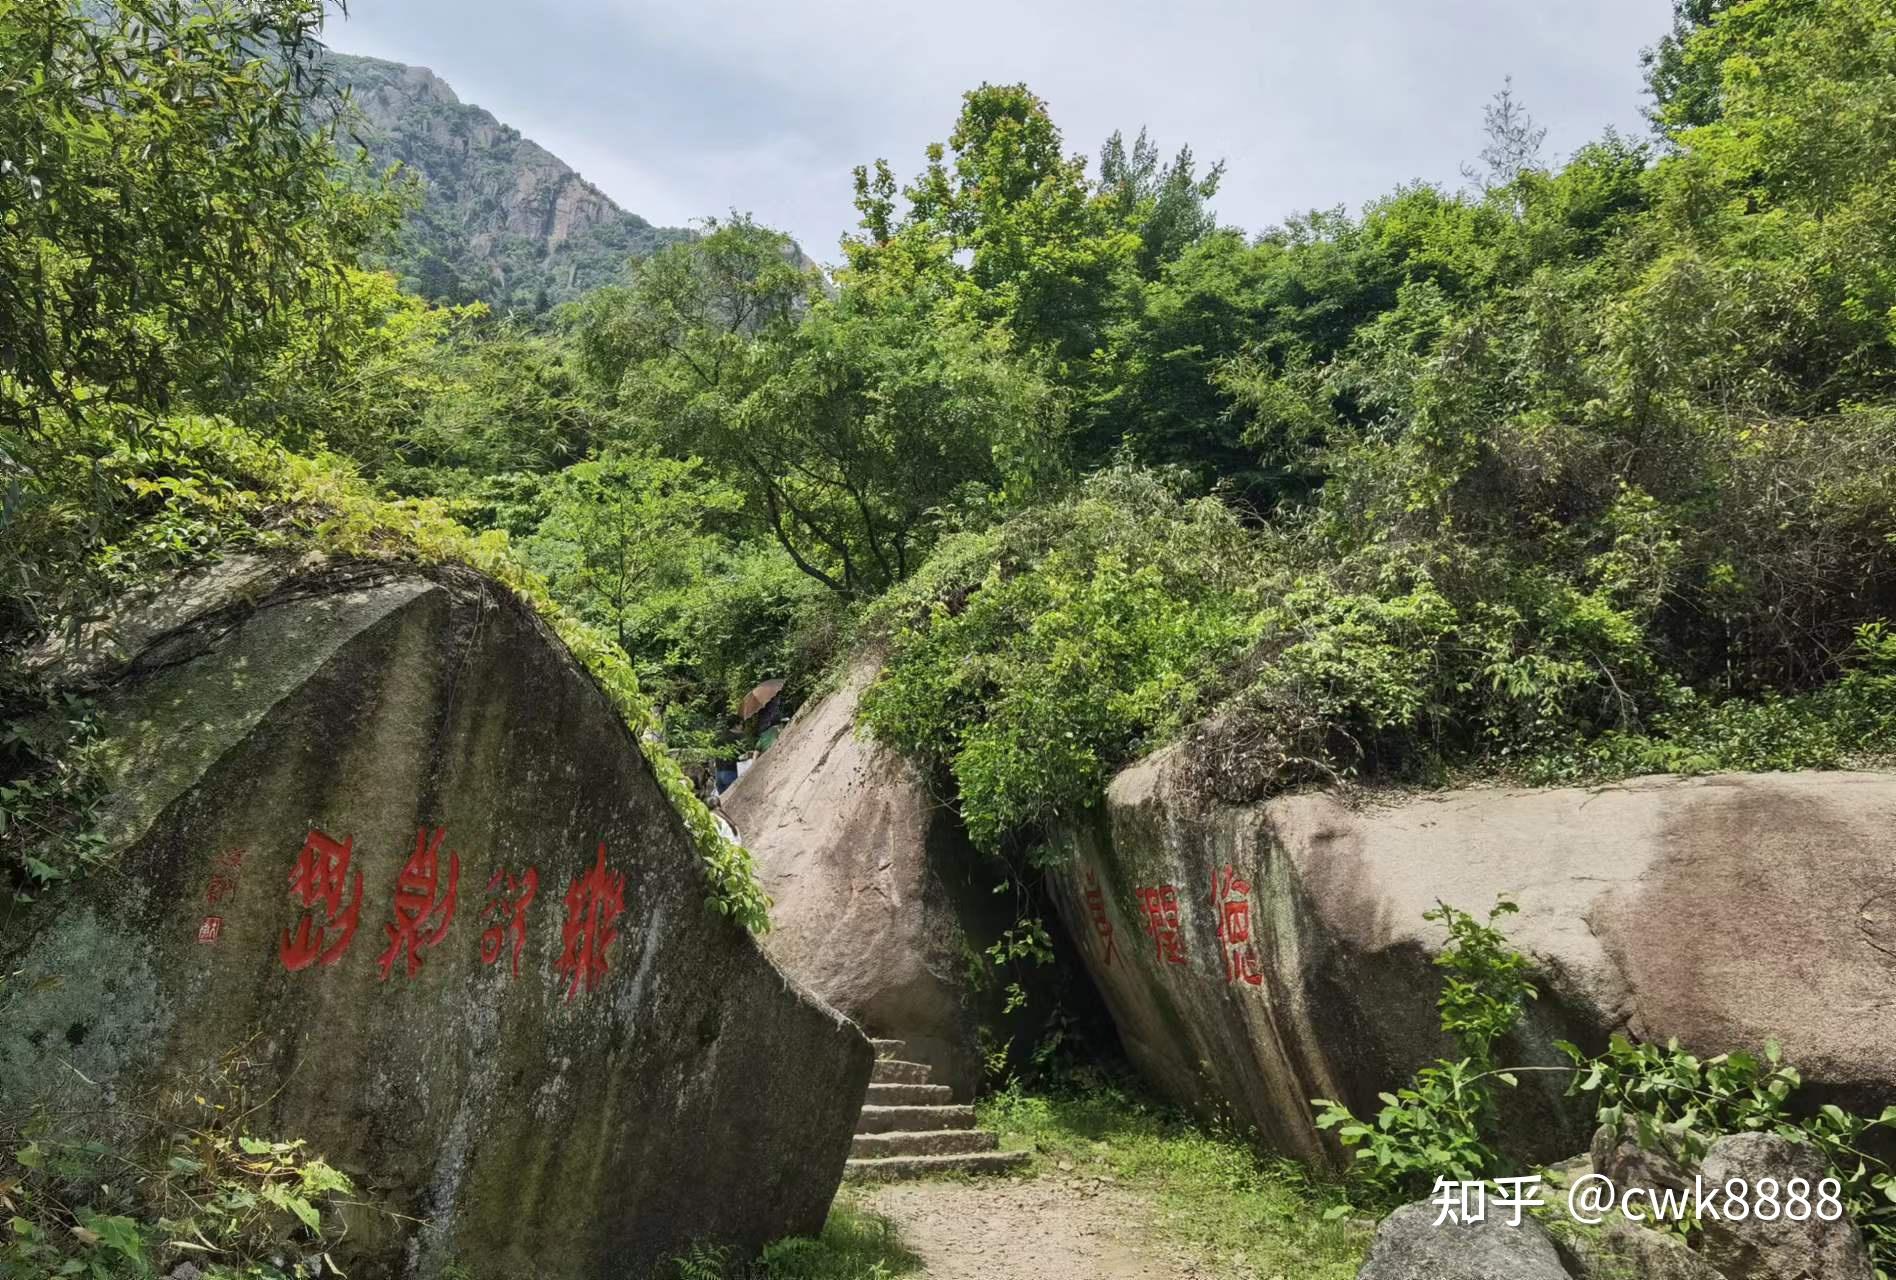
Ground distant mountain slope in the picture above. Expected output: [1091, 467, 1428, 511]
[323, 50, 695, 310]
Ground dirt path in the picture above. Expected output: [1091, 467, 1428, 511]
[860, 1174, 1216, 1280]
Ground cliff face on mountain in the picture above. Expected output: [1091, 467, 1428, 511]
[324, 51, 695, 310]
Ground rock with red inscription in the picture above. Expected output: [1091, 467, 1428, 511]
[1049, 747, 1896, 1169]
[0, 560, 872, 1279]
[721, 659, 1005, 1099]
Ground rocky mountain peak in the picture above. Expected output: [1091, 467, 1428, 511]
[321, 49, 694, 310]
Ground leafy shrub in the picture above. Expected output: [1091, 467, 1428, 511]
[861, 468, 1255, 854]
[1312, 901, 1538, 1194]
[1520, 622, 1896, 784]
[868, 447, 1896, 863]
[1560, 1034, 1896, 1267]
[2, 1084, 361, 1279]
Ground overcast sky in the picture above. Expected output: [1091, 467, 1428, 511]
[327, 1, 1674, 266]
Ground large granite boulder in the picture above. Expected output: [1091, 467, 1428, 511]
[722, 660, 999, 1098]
[1049, 748, 1896, 1167]
[1, 560, 872, 1279]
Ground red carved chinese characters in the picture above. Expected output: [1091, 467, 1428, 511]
[1135, 884, 1187, 966]
[1210, 865, 1262, 986]
[1082, 868, 1120, 967]
[281, 830, 363, 971]
[198, 848, 245, 945]
[556, 843, 625, 1003]
[205, 847, 246, 905]
[376, 826, 461, 981]
[479, 866, 539, 977]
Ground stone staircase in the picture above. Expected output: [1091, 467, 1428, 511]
[844, 1037, 1029, 1180]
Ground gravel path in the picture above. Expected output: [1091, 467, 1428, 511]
[860, 1173, 1215, 1280]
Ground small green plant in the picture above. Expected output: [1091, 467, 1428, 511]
[2, 1102, 361, 1279]
[1312, 899, 1537, 1197]
[1312, 900, 1896, 1274]
[1, 689, 110, 896]
[1560, 1034, 1896, 1270]
[985, 915, 1055, 1016]
[673, 1242, 737, 1280]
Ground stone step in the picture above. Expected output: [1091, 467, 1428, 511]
[844, 1149, 1030, 1182]
[864, 1082, 952, 1107]
[855, 1104, 975, 1134]
[870, 1058, 931, 1085]
[869, 1038, 906, 1060]
[851, 1128, 998, 1159]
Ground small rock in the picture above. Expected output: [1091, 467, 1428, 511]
[1552, 1215, 1726, 1280]
[1542, 1152, 1591, 1186]
[1592, 1119, 1693, 1198]
[1697, 1132, 1873, 1280]
[1359, 1200, 1571, 1280]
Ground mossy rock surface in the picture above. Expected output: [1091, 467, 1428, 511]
[1, 560, 872, 1280]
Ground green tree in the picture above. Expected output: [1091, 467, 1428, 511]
[575, 213, 815, 410]
[1461, 77, 1548, 197]
[0, 0, 398, 636]
[579, 209, 1060, 597]
[1098, 127, 1225, 278]
[396, 319, 618, 499]
[521, 451, 742, 649]
[212, 267, 476, 467]
[845, 83, 1140, 370]
[0, 0, 394, 432]
[724, 296, 1062, 597]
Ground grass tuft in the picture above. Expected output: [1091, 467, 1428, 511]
[668, 1203, 921, 1279]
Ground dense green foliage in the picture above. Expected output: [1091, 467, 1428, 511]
[861, 468, 1254, 853]
[25, 1, 1882, 868]
[859, 0, 1896, 858]
[0, 2, 766, 911]
[0, 0, 393, 631]
[6, 0, 1896, 1261]
[4, 1087, 363, 1280]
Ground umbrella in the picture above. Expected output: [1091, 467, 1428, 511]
[739, 678, 786, 721]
